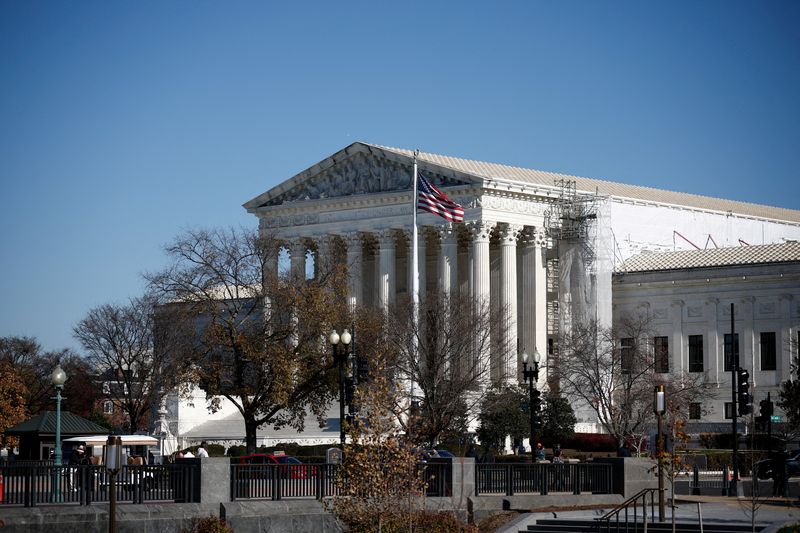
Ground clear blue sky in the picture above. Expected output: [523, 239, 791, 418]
[1, 1, 798, 353]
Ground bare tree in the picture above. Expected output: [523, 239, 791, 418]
[74, 295, 186, 433]
[553, 315, 709, 453]
[146, 227, 349, 454]
[385, 291, 512, 446]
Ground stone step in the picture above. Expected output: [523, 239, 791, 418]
[523, 519, 766, 533]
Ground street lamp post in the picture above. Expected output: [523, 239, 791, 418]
[654, 384, 666, 522]
[329, 328, 352, 446]
[105, 436, 122, 533]
[522, 350, 541, 460]
[51, 362, 67, 502]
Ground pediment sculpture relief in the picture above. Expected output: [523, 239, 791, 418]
[261, 152, 470, 207]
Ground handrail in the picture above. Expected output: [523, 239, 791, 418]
[596, 487, 660, 532]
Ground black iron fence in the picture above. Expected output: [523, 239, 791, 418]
[475, 462, 614, 496]
[229, 462, 452, 501]
[0, 463, 200, 507]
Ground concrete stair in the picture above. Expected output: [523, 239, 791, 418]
[521, 518, 766, 533]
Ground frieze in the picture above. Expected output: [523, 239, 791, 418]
[479, 195, 548, 216]
[653, 308, 668, 319]
[262, 152, 469, 206]
[687, 306, 702, 318]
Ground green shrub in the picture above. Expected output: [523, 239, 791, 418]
[206, 444, 225, 457]
[226, 445, 246, 457]
[180, 515, 232, 533]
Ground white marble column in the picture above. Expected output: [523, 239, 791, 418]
[469, 221, 493, 384]
[289, 240, 306, 281]
[778, 294, 793, 386]
[519, 228, 548, 385]
[671, 300, 685, 374]
[519, 227, 536, 381]
[438, 223, 458, 296]
[469, 222, 493, 306]
[313, 234, 334, 279]
[741, 296, 756, 385]
[532, 230, 548, 384]
[376, 229, 396, 311]
[344, 233, 363, 311]
[706, 298, 720, 386]
[498, 223, 522, 383]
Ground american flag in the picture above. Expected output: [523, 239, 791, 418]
[417, 173, 464, 223]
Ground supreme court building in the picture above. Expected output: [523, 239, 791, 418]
[161, 142, 800, 447]
[238, 142, 800, 431]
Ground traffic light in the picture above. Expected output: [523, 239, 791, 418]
[737, 368, 752, 416]
[531, 389, 542, 413]
[345, 377, 355, 405]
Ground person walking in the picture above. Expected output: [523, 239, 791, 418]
[197, 442, 209, 458]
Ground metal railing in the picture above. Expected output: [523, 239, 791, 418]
[475, 462, 614, 496]
[230, 462, 452, 501]
[595, 487, 660, 533]
[0, 463, 200, 507]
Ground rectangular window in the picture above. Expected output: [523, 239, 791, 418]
[620, 337, 634, 374]
[103, 401, 113, 415]
[689, 403, 701, 420]
[654, 336, 669, 373]
[724, 402, 734, 420]
[724, 333, 739, 372]
[760, 332, 776, 371]
[688, 335, 704, 373]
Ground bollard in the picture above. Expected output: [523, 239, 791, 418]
[692, 465, 700, 495]
[721, 466, 729, 496]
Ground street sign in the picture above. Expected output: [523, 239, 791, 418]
[771, 415, 781, 422]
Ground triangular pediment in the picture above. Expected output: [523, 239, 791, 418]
[244, 142, 479, 211]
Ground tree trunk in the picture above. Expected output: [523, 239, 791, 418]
[245, 418, 258, 454]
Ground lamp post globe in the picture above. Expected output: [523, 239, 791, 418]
[51, 364, 67, 387]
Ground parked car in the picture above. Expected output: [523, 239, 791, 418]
[238, 453, 312, 479]
[754, 449, 800, 480]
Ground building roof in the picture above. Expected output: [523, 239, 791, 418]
[616, 241, 800, 273]
[371, 143, 800, 223]
[5, 411, 110, 436]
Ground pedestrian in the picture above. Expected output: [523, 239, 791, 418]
[535, 442, 545, 462]
[70, 444, 93, 503]
[197, 441, 209, 458]
[465, 445, 478, 459]
[552, 446, 564, 464]
[481, 448, 495, 464]
[772, 451, 786, 497]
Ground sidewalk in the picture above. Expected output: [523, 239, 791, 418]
[496, 494, 800, 533]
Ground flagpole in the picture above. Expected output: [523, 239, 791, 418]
[411, 150, 419, 400]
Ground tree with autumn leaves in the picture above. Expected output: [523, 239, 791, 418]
[0, 336, 101, 445]
[147, 227, 350, 454]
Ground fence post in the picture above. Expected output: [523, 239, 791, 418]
[505, 464, 513, 496]
[572, 464, 580, 495]
[539, 464, 548, 495]
[474, 465, 480, 496]
[315, 465, 323, 500]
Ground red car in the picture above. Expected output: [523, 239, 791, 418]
[238, 453, 313, 479]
